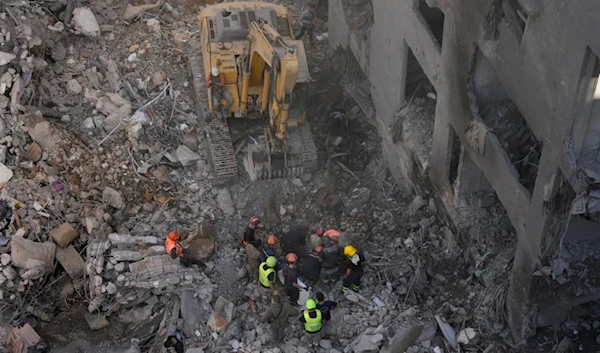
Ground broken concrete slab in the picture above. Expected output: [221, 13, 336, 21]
[66, 79, 82, 95]
[85, 313, 109, 330]
[11, 231, 56, 270]
[352, 334, 382, 353]
[56, 246, 85, 279]
[380, 324, 423, 353]
[181, 291, 207, 338]
[123, 0, 164, 20]
[108, 233, 159, 246]
[0, 52, 16, 66]
[216, 188, 235, 216]
[207, 296, 234, 334]
[50, 223, 79, 248]
[73, 8, 100, 37]
[176, 145, 201, 167]
[186, 238, 215, 261]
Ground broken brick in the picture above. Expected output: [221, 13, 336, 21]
[56, 245, 85, 279]
[50, 223, 79, 248]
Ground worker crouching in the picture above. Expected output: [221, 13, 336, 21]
[342, 245, 365, 293]
[165, 232, 202, 267]
[299, 299, 323, 348]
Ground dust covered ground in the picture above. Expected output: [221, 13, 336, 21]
[1, 1, 599, 353]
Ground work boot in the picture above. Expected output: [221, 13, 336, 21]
[341, 286, 349, 294]
[351, 284, 360, 292]
[221, 108, 228, 119]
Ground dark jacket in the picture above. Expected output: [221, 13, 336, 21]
[322, 244, 341, 268]
[281, 225, 308, 258]
[261, 302, 299, 328]
[300, 253, 321, 280]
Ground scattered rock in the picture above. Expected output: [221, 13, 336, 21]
[0, 52, 16, 66]
[181, 291, 207, 338]
[102, 187, 124, 209]
[50, 223, 79, 248]
[11, 231, 56, 270]
[56, 245, 85, 279]
[24, 142, 42, 162]
[73, 8, 101, 37]
[106, 282, 117, 295]
[66, 79, 83, 95]
[407, 196, 424, 216]
[85, 313, 109, 330]
[1, 253, 10, 266]
[217, 188, 235, 216]
[176, 145, 201, 167]
[352, 334, 382, 353]
[319, 340, 332, 349]
[207, 296, 234, 334]
[152, 71, 166, 87]
[186, 238, 216, 261]
[123, 0, 164, 21]
[0, 163, 13, 184]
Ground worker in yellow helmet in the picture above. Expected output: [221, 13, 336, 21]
[342, 245, 364, 293]
[259, 256, 278, 294]
[299, 299, 323, 348]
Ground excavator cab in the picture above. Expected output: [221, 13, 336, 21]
[188, 2, 318, 183]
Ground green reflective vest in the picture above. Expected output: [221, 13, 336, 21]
[303, 310, 322, 333]
[259, 262, 275, 288]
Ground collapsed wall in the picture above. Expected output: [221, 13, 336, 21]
[328, 0, 600, 344]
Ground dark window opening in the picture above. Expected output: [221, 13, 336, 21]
[448, 125, 461, 189]
[470, 46, 541, 194]
[417, 0, 445, 48]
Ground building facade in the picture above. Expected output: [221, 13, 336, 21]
[328, 0, 600, 342]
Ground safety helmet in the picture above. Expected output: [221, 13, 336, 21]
[250, 216, 260, 226]
[321, 236, 331, 246]
[167, 232, 180, 240]
[314, 246, 323, 253]
[286, 253, 298, 263]
[330, 235, 339, 244]
[267, 235, 277, 245]
[266, 256, 277, 268]
[316, 228, 324, 237]
[306, 299, 317, 309]
[211, 66, 219, 76]
[344, 245, 357, 257]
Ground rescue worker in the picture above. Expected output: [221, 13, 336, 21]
[300, 246, 322, 285]
[299, 299, 323, 347]
[296, 4, 316, 47]
[259, 256, 278, 294]
[163, 335, 184, 353]
[320, 236, 342, 284]
[283, 253, 307, 305]
[281, 224, 308, 259]
[342, 245, 365, 293]
[308, 227, 324, 252]
[205, 66, 233, 118]
[323, 229, 340, 243]
[261, 235, 278, 261]
[316, 292, 338, 329]
[165, 232, 201, 267]
[260, 294, 299, 343]
[241, 216, 262, 248]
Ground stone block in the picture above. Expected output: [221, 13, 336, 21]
[56, 246, 85, 279]
[85, 313, 109, 331]
[207, 296, 234, 334]
[186, 238, 215, 261]
[11, 232, 56, 270]
[50, 223, 79, 248]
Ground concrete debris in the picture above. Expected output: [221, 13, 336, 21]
[73, 8, 101, 37]
[207, 296, 234, 334]
[85, 313, 109, 330]
[380, 324, 423, 353]
[0, 52, 16, 66]
[50, 223, 79, 248]
[102, 186, 124, 209]
[176, 145, 201, 167]
[186, 238, 216, 261]
[56, 245, 86, 279]
[123, 0, 164, 20]
[11, 231, 56, 271]
[66, 79, 83, 95]
[0, 163, 13, 184]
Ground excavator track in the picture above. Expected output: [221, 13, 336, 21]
[185, 44, 238, 185]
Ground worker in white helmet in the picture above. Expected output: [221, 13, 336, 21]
[206, 66, 233, 118]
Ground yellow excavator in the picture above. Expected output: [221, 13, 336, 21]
[186, 2, 318, 184]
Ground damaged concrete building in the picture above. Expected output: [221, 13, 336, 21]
[328, 0, 600, 343]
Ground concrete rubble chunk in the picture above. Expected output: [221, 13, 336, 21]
[102, 186, 124, 209]
[85, 313, 109, 330]
[407, 195, 424, 216]
[207, 296, 234, 334]
[380, 324, 423, 353]
[73, 8, 101, 37]
[0, 52, 16, 66]
[176, 145, 201, 167]
[216, 188, 235, 216]
[186, 237, 216, 261]
[0, 163, 13, 184]
[106, 282, 117, 295]
[11, 231, 56, 270]
[50, 223, 79, 248]
[1, 253, 10, 266]
[108, 233, 159, 245]
[56, 245, 85, 279]
[352, 334, 381, 353]
[181, 291, 207, 338]
[123, 0, 164, 20]
[66, 79, 82, 95]
[111, 249, 145, 262]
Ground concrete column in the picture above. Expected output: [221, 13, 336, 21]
[455, 150, 492, 197]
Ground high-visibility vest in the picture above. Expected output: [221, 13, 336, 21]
[165, 238, 183, 256]
[259, 262, 275, 288]
[303, 310, 322, 333]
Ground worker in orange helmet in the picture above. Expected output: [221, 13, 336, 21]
[323, 229, 340, 241]
[261, 235, 279, 262]
[283, 253, 307, 305]
[165, 232, 202, 267]
[241, 216, 262, 248]
[300, 246, 323, 286]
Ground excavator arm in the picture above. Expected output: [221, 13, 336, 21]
[241, 19, 300, 140]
